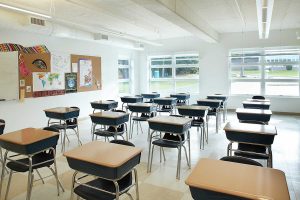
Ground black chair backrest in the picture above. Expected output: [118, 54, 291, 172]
[220, 156, 262, 167]
[252, 95, 265, 100]
[0, 119, 5, 135]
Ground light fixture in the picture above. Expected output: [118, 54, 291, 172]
[256, 0, 274, 39]
[0, 3, 51, 19]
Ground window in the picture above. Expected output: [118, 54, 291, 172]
[118, 58, 131, 94]
[229, 47, 300, 96]
[149, 54, 199, 93]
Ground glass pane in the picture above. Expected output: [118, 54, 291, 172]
[150, 81, 173, 93]
[231, 82, 260, 95]
[265, 55, 299, 63]
[230, 57, 243, 64]
[265, 65, 299, 79]
[151, 57, 172, 66]
[118, 59, 129, 65]
[175, 56, 199, 65]
[118, 68, 129, 79]
[175, 67, 199, 78]
[151, 68, 172, 78]
[119, 82, 130, 93]
[231, 66, 260, 78]
[244, 57, 260, 63]
[176, 80, 199, 93]
[265, 82, 299, 96]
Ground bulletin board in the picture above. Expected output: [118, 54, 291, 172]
[71, 54, 101, 92]
[20, 53, 51, 98]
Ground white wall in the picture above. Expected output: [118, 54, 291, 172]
[140, 29, 300, 113]
[0, 28, 139, 132]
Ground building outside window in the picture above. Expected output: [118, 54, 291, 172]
[118, 58, 131, 94]
[229, 47, 300, 96]
[149, 54, 199, 94]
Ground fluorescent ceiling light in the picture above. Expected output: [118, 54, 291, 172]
[0, 3, 51, 19]
[256, 0, 274, 39]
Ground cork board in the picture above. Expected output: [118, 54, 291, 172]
[19, 53, 51, 98]
[71, 54, 101, 92]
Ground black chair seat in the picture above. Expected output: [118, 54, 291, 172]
[7, 152, 54, 172]
[50, 124, 77, 130]
[94, 130, 124, 137]
[152, 139, 180, 148]
[220, 156, 263, 167]
[191, 118, 204, 127]
[74, 174, 132, 200]
[234, 143, 268, 159]
[152, 132, 184, 148]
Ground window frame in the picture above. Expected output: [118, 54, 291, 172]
[149, 54, 200, 94]
[229, 47, 300, 97]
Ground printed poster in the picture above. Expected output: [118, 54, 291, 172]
[51, 53, 70, 73]
[32, 72, 65, 92]
[79, 59, 92, 87]
[65, 73, 77, 93]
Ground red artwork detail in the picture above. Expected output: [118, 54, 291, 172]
[19, 54, 31, 77]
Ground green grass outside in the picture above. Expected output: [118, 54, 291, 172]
[150, 80, 198, 93]
[119, 82, 130, 93]
[232, 69, 299, 78]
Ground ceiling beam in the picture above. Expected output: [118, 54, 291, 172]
[132, 0, 219, 43]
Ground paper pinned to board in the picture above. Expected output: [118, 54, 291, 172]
[72, 63, 78, 73]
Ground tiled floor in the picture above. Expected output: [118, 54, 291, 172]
[1, 111, 300, 200]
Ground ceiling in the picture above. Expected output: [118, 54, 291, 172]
[0, 0, 299, 43]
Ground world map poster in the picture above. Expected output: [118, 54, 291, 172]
[32, 72, 65, 92]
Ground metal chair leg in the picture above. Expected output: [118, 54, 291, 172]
[134, 168, 139, 200]
[176, 146, 182, 180]
[150, 145, 155, 172]
[4, 169, 13, 200]
[183, 145, 190, 168]
[0, 150, 8, 198]
[26, 157, 33, 200]
[70, 171, 78, 200]
[35, 169, 45, 184]
[53, 149, 64, 195]
[162, 147, 166, 161]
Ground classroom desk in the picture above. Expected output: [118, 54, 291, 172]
[197, 99, 222, 133]
[90, 100, 118, 112]
[242, 101, 271, 110]
[0, 128, 60, 200]
[236, 108, 272, 124]
[141, 93, 160, 103]
[128, 103, 157, 138]
[185, 158, 290, 200]
[170, 93, 190, 105]
[224, 122, 277, 167]
[147, 116, 192, 179]
[90, 111, 129, 140]
[207, 95, 228, 122]
[120, 96, 143, 111]
[44, 107, 80, 152]
[64, 141, 142, 200]
[177, 105, 209, 149]
[153, 97, 177, 114]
